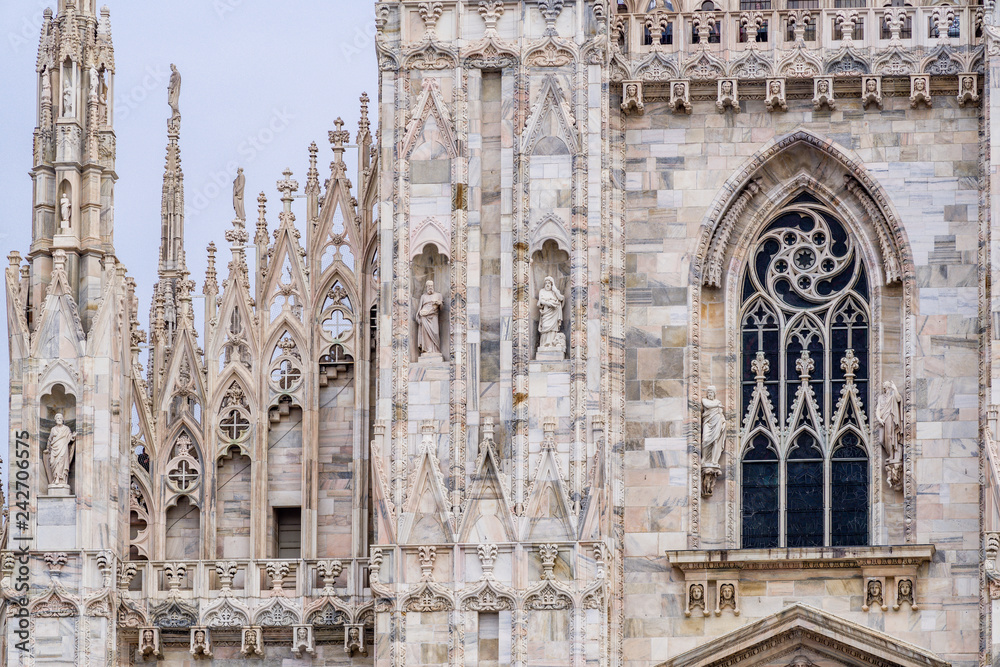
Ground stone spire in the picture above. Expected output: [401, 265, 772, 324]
[156, 65, 186, 343]
[26, 0, 117, 332]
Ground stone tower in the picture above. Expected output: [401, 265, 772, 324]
[7, 0, 1000, 665]
[3, 0, 134, 663]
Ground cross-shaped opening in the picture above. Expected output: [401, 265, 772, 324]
[168, 460, 198, 491]
[220, 409, 250, 441]
[271, 360, 302, 391]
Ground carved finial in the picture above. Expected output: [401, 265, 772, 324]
[266, 561, 291, 596]
[418, 545, 437, 582]
[277, 168, 298, 213]
[751, 351, 770, 383]
[542, 417, 557, 451]
[204, 242, 218, 296]
[477, 543, 499, 577]
[479, 0, 505, 33]
[795, 350, 814, 382]
[841, 349, 859, 382]
[306, 142, 320, 196]
[789, 10, 811, 44]
[538, 544, 559, 580]
[418, 1, 444, 39]
[317, 560, 343, 594]
[255, 192, 269, 245]
[836, 10, 859, 44]
[420, 420, 436, 454]
[537, 0, 565, 36]
[358, 93, 371, 141]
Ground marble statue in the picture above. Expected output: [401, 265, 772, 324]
[89, 66, 98, 97]
[233, 167, 246, 220]
[168, 64, 181, 119]
[62, 79, 74, 117]
[701, 386, 726, 466]
[875, 380, 903, 462]
[46, 412, 76, 490]
[60, 194, 71, 229]
[415, 280, 443, 357]
[536, 276, 565, 356]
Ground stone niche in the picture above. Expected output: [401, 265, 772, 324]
[411, 243, 451, 362]
[530, 239, 570, 362]
[40, 382, 77, 497]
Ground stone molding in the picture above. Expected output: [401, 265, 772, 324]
[665, 544, 934, 571]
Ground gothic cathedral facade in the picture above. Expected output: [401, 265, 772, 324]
[4, 0, 1000, 665]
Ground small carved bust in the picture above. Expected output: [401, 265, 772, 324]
[863, 579, 886, 611]
[241, 627, 263, 657]
[715, 581, 740, 616]
[765, 79, 787, 112]
[685, 582, 708, 616]
[292, 624, 315, 658]
[670, 81, 692, 114]
[139, 628, 159, 658]
[814, 77, 835, 111]
[894, 578, 915, 610]
[862, 76, 882, 109]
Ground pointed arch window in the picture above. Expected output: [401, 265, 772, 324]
[739, 194, 871, 548]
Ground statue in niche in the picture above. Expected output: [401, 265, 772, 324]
[88, 66, 99, 98]
[168, 64, 181, 119]
[875, 380, 903, 474]
[415, 280, 444, 358]
[60, 194, 71, 230]
[62, 78, 74, 117]
[46, 412, 76, 494]
[536, 276, 565, 358]
[701, 386, 726, 466]
[233, 167, 246, 220]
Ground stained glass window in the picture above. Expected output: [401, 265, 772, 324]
[739, 194, 871, 547]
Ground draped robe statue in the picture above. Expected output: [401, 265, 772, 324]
[875, 381, 903, 462]
[701, 386, 726, 467]
[415, 280, 443, 356]
[46, 413, 76, 490]
[233, 167, 246, 220]
[536, 276, 565, 356]
[168, 64, 181, 119]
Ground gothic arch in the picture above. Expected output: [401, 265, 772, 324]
[694, 130, 912, 289]
[688, 130, 917, 549]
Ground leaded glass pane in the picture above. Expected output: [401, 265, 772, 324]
[739, 195, 871, 548]
[785, 434, 823, 547]
[831, 435, 869, 546]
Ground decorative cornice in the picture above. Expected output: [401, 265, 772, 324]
[665, 545, 935, 571]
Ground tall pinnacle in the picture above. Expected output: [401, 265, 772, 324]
[156, 65, 185, 345]
[159, 64, 185, 278]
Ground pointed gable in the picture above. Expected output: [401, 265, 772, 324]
[658, 604, 949, 667]
[459, 437, 517, 544]
[523, 446, 574, 541]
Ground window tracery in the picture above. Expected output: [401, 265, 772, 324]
[739, 194, 871, 548]
[165, 431, 202, 504]
[218, 382, 252, 444]
[319, 281, 356, 352]
[269, 331, 304, 395]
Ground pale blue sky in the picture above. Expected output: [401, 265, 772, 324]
[0, 1, 378, 481]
